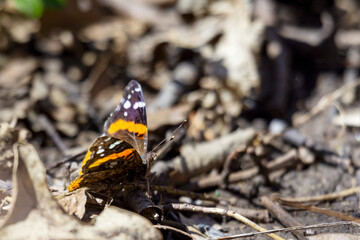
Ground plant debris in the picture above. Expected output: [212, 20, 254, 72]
[1, 0, 360, 239]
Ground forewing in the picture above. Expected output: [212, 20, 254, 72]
[103, 80, 148, 161]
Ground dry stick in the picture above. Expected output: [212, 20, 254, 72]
[185, 148, 300, 192]
[276, 186, 360, 203]
[293, 79, 360, 126]
[224, 205, 270, 223]
[265, 149, 298, 170]
[276, 199, 360, 223]
[38, 114, 68, 155]
[164, 203, 285, 240]
[220, 144, 247, 187]
[170, 128, 256, 185]
[154, 224, 194, 239]
[183, 167, 259, 191]
[260, 196, 307, 240]
[217, 221, 358, 239]
[46, 150, 87, 171]
[84, 53, 112, 93]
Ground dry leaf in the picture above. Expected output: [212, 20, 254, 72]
[214, 1, 264, 96]
[58, 189, 88, 219]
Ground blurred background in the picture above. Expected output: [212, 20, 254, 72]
[1, 0, 360, 238]
[0, 0, 359, 161]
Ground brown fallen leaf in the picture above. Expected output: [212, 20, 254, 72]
[58, 189, 88, 220]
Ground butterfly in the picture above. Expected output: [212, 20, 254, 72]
[67, 80, 149, 192]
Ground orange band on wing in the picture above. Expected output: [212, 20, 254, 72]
[107, 119, 147, 139]
[88, 148, 134, 169]
[67, 175, 83, 192]
[79, 150, 92, 175]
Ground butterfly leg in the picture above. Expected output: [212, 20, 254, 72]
[145, 172, 156, 198]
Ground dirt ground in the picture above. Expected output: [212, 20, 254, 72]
[0, 0, 360, 239]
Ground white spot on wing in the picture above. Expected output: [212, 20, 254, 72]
[97, 149, 105, 154]
[105, 137, 111, 141]
[127, 94, 131, 99]
[133, 101, 146, 109]
[135, 87, 141, 92]
[109, 140, 122, 149]
[124, 111, 128, 116]
[101, 153, 105, 157]
[124, 100, 131, 109]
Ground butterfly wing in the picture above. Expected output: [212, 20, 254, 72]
[67, 135, 146, 192]
[103, 80, 148, 162]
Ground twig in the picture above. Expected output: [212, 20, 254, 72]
[279, 12, 334, 47]
[265, 149, 298, 170]
[164, 203, 285, 240]
[276, 199, 360, 223]
[149, 62, 198, 111]
[46, 150, 87, 171]
[38, 114, 68, 155]
[220, 144, 247, 187]
[276, 186, 360, 203]
[168, 128, 256, 185]
[182, 166, 259, 191]
[154, 224, 194, 239]
[83, 53, 111, 93]
[217, 221, 358, 239]
[260, 196, 307, 240]
[223, 205, 270, 223]
[293, 79, 360, 126]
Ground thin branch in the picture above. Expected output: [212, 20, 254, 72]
[293, 79, 360, 126]
[46, 150, 87, 172]
[154, 224, 194, 239]
[276, 200, 360, 223]
[164, 203, 285, 240]
[260, 196, 307, 240]
[276, 186, 360, 203]
[217, 221, 358, 239]
[38, 114, 68, 155]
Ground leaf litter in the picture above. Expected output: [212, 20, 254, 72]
[0, 0, 360, 239]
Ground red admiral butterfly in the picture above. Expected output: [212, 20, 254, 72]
[67, 80, 148, 192]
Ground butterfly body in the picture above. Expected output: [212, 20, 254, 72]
[67, 80, 148, 192]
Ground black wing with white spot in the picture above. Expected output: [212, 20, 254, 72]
[103, 80, 148, 162]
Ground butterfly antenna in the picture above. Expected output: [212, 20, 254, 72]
[151, 119, 187, 153]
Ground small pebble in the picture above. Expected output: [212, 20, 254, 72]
[269, 118, 287, 134]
